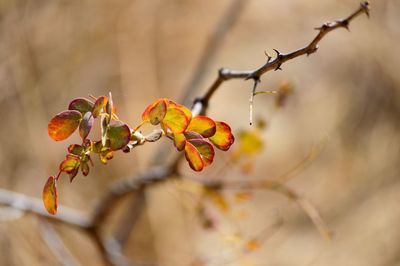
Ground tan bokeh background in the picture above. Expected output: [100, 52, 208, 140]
[0, 0, 399, 265]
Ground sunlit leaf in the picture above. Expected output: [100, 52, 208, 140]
[59, 156, 80, 174]
[68, 98, 94, 114]
[162, 107, 189, 133]
[209, 121, 235, 151]
[167, 100, 192, 122]
[173, 133, 186, 151]
[48, 110, 82, 141]
[107, 122, 131, 150]
[101, 115, 108, 146]
[106, 92, 114, 123]
[67, 144, 83, 155]
[184, 141, 204, 171]
[142, 98, 168, 125]
[42, 176, 57, 215]
[92, 96, 108, 118]
[238, 130, 263, 155]
[187, 116, 216, 138]
[81, 161, 89, 176]
[79, 112, 94, 140]
[188, 139, 214, 166]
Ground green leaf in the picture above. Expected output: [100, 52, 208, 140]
[67, 144, 84, 155]
[142, 98, 168, 125]
[184, 141, 204, 171]
[187, 116, 216, 138]
[188, 139, 214, 166]
[101, 115, 108, 146]
[43, 176, 58, 215]
[162, 107, 189, 133]
[59, 156, 80, 174]
[68, 98, 94, 114]
[92, 96, 108, 118]
[107, 122, 131, 150]
[48, 110, 82, 141]
[209, 121, 235, 151]
[79, 112, 94, 140]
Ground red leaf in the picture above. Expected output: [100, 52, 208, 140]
[187, 116, 216, 138]
[209, 121, 235, 151]
[42, 176, 58, 215]
[48, 110, 82, 141]
[79, 112, 94, 140]
[184, 141, 204, 171]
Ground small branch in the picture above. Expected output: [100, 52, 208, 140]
[249, 79, 260, 125]
[193, 1, 369, 115]
[0, 188, 91, 228]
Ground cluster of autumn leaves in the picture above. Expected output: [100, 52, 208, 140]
[43, 94, 234, 215]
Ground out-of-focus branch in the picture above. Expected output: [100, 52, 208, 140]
[206, 179, 333, 240]
[0, 188, 91, 228]
[192, 1, 370, 115]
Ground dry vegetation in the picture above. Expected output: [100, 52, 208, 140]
[0, 0, 399, 265]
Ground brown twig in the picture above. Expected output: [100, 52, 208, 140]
[192, 1, 370, 115]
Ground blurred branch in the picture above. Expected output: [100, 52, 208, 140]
[192, 1, 370, 115]
[205, 179, 333, 241]
[0, 188, 91, 228]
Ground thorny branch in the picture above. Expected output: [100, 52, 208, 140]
[0, 2, 369, 265]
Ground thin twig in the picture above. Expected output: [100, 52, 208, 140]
[193, 1, 369, 115]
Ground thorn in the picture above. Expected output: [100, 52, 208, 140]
[264, 50, 272, 62]
[273, 49, 281, 57]
[361, 1, 370, 18]
[274, 64, 282, 71]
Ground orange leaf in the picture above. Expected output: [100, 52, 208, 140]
[188, 139, 214, 166]
[59, 156, 80, 174]
[43, 176, 58, 215]
[162, 107, 189, 133]
[187, 116, 216, 138]
[209, 121, 235, 151]
[142, 98, 168, 125]
[184, 141, 204, 171]
[92, 96, 108, 118]
[167, 100, 192, 122]
[48, 110, 82, 141]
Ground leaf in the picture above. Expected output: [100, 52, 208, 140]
[173, 133, 186, 151]
[68, 144, 84, 155]
[167, 100, 192, 122]
[69, 167, 79, 183]
[100, 150, 113, 164]
[92, 96, 108, 118]
[187, 116, 216, 138]
[48, 110, 82, 141]
[107, 122, 131, 150]
[183, 131, 204, 140]
[209, 121, 235, 151]
[101, 115, 108, 146]
[244, 239, 260, 252]
[59, 156, 80, 174]
[238, 130, 263, 155]
[68, 98, 94, 114]
[79, 112, 94, 140]
[43, 176, 58, 215]
[142, 98, 168, 125]
[81, 161, 89, 176]
[184, 141, 204, 171]
[106, 92, 114, 123]
[188, 139, 214, 166]
[162, 107, 189, 133]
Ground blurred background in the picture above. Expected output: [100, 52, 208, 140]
[0, 0, 399, 265]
